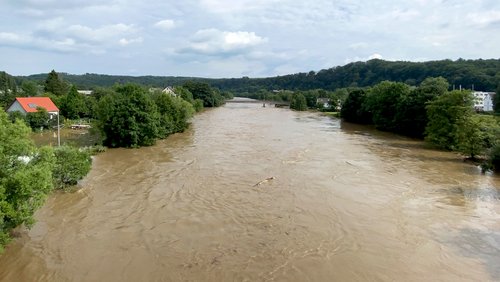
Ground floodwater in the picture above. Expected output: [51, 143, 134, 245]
[1, 100, 499, 281]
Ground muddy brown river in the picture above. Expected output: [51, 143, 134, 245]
[1, 100, 499, 281]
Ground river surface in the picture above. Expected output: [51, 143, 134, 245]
[1, 100, 499, 281]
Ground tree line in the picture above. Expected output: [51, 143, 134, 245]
[5, 59, 499, 95]
[208, 59, 500, 93]
[340, 77, 500, 171]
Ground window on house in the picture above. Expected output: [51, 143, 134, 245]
[28, 103, 37, 108]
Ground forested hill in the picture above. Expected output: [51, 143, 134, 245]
[207, 59, 500, 93]
[18, 73, 199, 90]
[11, 58, 500, 92]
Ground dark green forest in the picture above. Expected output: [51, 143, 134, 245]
[8, 58, 500, 93]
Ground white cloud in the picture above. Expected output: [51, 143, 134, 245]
[119, 37, 143, 46]
[66, 23, 137, 43]
[390, 9, 420, 21]
[368, 53, 383, 60]
[467, 10, 500, 27]
[348, 42, 368, 50]
[0, 31, 75, 52]
[199, 0, 280, 13]
[345, 53, 384, 64]
[178, 29, 267, 56]
[49, 38, 77, 52]
[0, 19, 139, 55]
[154, 19, 176, 30]
[1, 0, 500, 77]
[0, 32, 27, 44]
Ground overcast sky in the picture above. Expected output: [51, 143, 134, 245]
[0, 0, 499, 78]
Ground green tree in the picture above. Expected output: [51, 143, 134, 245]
[192, 99, 204, 112]
[8, 111, 26, 124]
[83, 95, 98, 119]
[418, 76, 449, 96]
[0, 111, 55, 252]
[425, 90, 475, 150]
[174, 86, 204, 112]
[340, 89, 372, 123]
[290, 93, 307, 111]
[329, 88, 349, 110]
[494, 85, 500, 113]
[182, 81, 224, 107]
[0, 71, 17, 109]
[455, 115, 500, 160]
[96, 84, 161, 147]
[221, 91, 234, 100]
[485, 144, 500, 171]
[92, 87, 116, 101]
[20, 80, 39, 97]
[302, 90, 319, 108]
[151, 91, 194, 138]
[26, 107, 50, 130]
[52, 146, 92, 189]
[61, 86, 87, 119]
[44, 70, 68, 96]
[394, 77, 449, 137]
[174, 86, 194, 103]
[365, 81, 410, 131]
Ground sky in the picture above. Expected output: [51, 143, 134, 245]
[0, 0, 499, 78]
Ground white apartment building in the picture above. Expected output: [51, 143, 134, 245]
[472, 91, 495, 111]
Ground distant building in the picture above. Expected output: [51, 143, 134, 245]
[316, 98, 331, 108]
[7, 97, 59, 116]
[162, 86, 177, 97]
[77, 90, 93, 95]
[472, 91, 495, 111]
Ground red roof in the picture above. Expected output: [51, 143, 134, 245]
[15, 97, 59, 113]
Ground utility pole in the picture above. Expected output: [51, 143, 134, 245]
[57, 111, 60, 146]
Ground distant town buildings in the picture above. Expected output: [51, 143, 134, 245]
[77, 90, 93, 96]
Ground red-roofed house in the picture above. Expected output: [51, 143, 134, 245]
[7, 97, 59, 116]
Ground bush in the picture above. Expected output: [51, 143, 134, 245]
[490, 144, 500, 170]
[52, 145, 92, 189]
[290, 93, 307, 111]
[8, 111, 26, 124]
[0, 111, 55, 252]
[192, 99, 204, 112]
[26, 107, 50, 130]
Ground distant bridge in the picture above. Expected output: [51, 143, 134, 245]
[226, 98, 290, 107]
[226, 99, 263, 103]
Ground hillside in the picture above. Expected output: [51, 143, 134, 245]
[6, 58, 500, 93]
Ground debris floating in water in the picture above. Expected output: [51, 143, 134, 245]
[253, 176, 276, 187]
